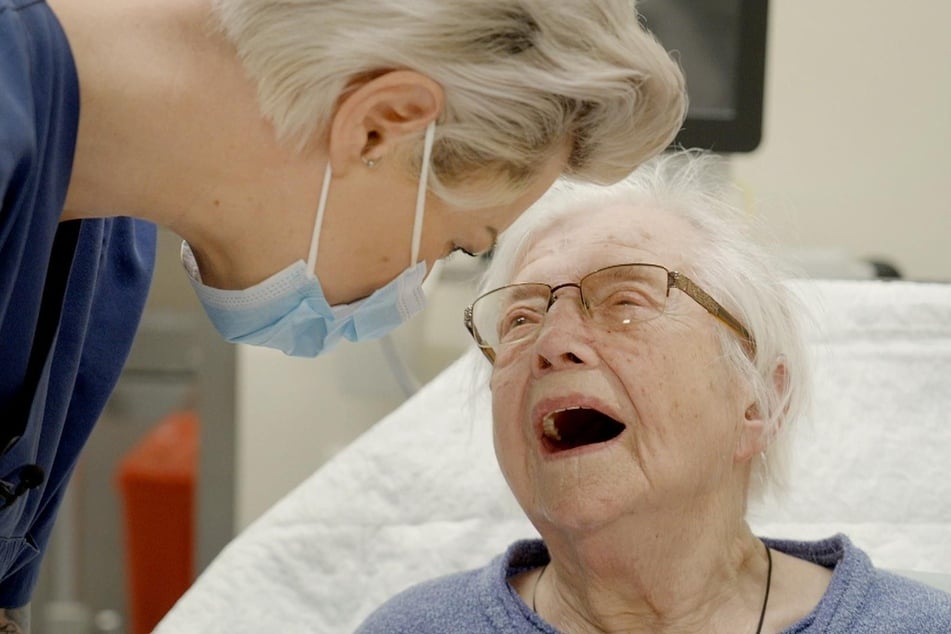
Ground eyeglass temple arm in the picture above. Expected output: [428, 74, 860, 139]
[669, 272, 756, 354]
[464, 305, 497, 363]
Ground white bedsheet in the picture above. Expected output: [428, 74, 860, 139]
[158, 280, 951, 633]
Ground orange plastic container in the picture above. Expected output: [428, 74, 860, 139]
[117, 410, 199, 634]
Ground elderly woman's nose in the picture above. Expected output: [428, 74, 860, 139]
[531, 298, 598, 373]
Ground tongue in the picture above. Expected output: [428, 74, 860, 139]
[545, 409, 625, 451]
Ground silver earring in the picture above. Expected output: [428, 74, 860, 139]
[361, 155, 381, 168]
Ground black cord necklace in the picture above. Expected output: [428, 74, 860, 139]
[531, 542, 774, 633]
[531, 563, 546, 613]
[755, 541, 773, 634]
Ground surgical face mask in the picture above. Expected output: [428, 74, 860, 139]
[182, 122, 436, 357]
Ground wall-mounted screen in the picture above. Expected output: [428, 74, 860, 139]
[639, 0, 769, 153]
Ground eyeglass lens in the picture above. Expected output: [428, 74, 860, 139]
[473, 264, 670, 349]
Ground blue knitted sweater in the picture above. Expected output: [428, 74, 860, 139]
[357, 534, 951, 633]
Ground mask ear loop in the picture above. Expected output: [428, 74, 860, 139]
[309, 120, 434, 277]
[410, 121, 436, 266]
[307, 162, 334, 277]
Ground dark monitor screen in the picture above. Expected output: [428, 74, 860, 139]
[638, 0, 769, 153]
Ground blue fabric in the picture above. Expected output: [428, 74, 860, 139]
[357, 535, 951, 633]
[0, 0, 156, 607]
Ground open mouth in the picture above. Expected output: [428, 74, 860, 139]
[541, 406, 626, 452]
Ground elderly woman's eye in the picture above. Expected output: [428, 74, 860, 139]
[592, 290, 661, 325]
[498, 307, 543, 341]
[603, 290, 651, 308]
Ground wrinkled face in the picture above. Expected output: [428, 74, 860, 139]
[490, 203, 755, 535]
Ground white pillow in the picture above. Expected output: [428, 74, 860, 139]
[159, 280, 951, 633]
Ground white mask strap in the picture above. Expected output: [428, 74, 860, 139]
[307, 161, 333, 275]
[411, 121, 436, 265]
[308, 120, 434, 275]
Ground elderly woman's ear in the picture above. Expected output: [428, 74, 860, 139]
[735, 404, 767, 462]
[735, 359, 789, 462]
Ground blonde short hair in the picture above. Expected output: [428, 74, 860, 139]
[212, 0, 686, 205]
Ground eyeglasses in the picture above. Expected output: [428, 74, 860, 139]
[464, 263, 755, 363]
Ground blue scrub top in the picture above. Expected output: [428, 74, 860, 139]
[0, 0, 156, 607]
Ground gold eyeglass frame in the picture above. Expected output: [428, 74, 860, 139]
[463, 263, 756, 363]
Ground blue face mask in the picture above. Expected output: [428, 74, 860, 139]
[183, 122, 436, 357]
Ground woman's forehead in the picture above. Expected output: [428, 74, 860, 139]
[513, 202, 693, 279]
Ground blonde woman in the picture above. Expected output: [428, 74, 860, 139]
[0, 0, 685, 628]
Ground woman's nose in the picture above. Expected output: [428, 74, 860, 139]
[531, 293, 599, 374]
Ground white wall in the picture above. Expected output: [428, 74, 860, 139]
[233, 0, 951, 529]
[234, 261, 481, 528]
[731, 0, 951, 280]
[236, 342, 408, 527]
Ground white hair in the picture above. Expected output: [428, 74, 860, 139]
[474, 149, 811, 502]
[212, 0, 686, 206]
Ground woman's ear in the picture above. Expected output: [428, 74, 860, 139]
[735, 402, 767, 462]
[327, 70, 443, 176]
[734, 359, 788, 462]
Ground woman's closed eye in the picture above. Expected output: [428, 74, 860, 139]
[448, 243, 477, 259]
[448, 233, 497, 260]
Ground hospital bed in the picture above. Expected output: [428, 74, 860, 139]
[157, 279, 951, 633]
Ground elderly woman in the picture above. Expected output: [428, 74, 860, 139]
[357, 151, 951, 633]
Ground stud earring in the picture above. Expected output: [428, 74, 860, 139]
[361, 154, 381, 168]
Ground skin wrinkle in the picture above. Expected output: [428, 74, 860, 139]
[602, 338, 654, 493]
[541, 524, 764, 633]
[609, 333, 658, 494]
[629, 315, 734, 507]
